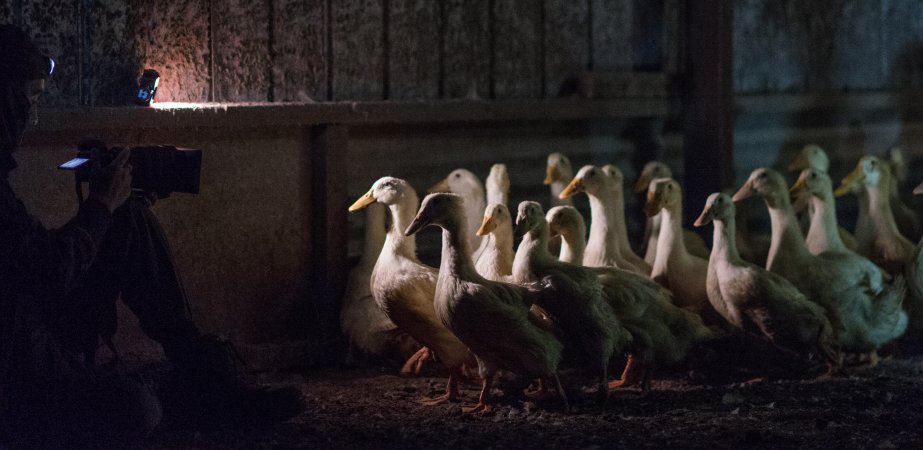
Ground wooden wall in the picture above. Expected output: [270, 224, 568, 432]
[734, 0, 923, 93]
[4, 0, 671, 106]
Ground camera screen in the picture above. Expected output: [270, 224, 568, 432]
[58, 157, 90, 170]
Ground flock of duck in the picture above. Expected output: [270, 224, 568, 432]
[339, 144, 923, 413]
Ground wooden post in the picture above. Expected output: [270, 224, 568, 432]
[308, 124, 349, 340]
[681, 0, 734, 229]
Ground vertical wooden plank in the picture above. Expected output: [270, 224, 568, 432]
[272, 0, 327, 102]
[1, 3, 14, 24]
[662, 0, 683, 75]
[592, 0, 633, 70]
[733, 0, 809, 93]
[492, 0, 542, 98]
[631, 0, 663, 70]
[133, 1, 211, 103]
[331, 0, 385, 101]
[308, 124, 349, 340]
[883, 0, 922, 89]
[443, 0, 490, 99]
[544, 0, 589, 97]
[213, 0, 271, 102]
[22, 0, 80, 106]
[389, 0, 440, 100]
[831, 1, 882, 91]
[85, 0, 138, 106]
[682, 0, 733, 230]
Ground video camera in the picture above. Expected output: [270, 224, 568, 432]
[59, 139, 202, 195]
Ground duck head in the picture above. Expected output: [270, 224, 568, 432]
[544, 152, 573, 185]
[835, 156, 886, 197]
[788, 144, 830, 173]
[559, 164, 608, 199]
[634, 161, 672, 193]
[349, 176, 415, 211]
[643, 177, 681, 217]
[428, 168, 483, 196]
[546, 205, 585, 239]
[733, 168, 787, 202]
[405, 193, 466, 236]
[477, 203, 512, 236]
[694, 192, 735, 227]
[790, 168, 832, 199]
[486, 163, 510, 197]
[514, 201, 546, 237]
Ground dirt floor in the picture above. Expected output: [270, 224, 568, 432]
[142, 354, 923, 449]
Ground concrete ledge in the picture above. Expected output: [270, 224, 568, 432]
[26, 98, 671, 135]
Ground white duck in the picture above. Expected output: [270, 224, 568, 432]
[340, 202, 418, 361]
[836, 157, 923, 330]
[694, 193, 840, 371]
[644, 178, 714, 320]
[633, 162, 709, 264]
[428, 168, 485, 253]
[788, 144, 858, 251]
[513, 201, 632, 401]
[350, 177, 473, 404]
[519, 201, 712, 393]
[474, 203, 515, 282]
[546, 205, 586, 265]
[559, 165, 648, 275]
[544, 152, 574, 208]
[735, 167, 906, 354]
[405, 193, 568, 412]
[790, 168, 908, 357]
[485, 163, 510, 206]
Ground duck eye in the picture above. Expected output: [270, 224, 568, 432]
[454, 173, 461, 178]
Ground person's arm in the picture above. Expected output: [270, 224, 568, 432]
[0, 149, 132, 299]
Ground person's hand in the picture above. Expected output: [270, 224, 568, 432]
[88, 149, 132, 212]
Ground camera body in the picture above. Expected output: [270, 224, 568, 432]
[60, 140, 202, 195]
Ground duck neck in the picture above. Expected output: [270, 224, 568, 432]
[514, 221, 556, 280]
[359, 203, 387, 268]
[587, 191, 621, 256]
[764, 192, 810, 270]
[558, 228, 586, 264]
[440, 218, 478, 279]
[711, 216, 740, 265]
[479, 227, 515, 271]
[867, 184, 902, 236]
[657, 203, 687, 261]
[608, 188, 633, 251]
[808, 191, 846, 253]
[551, 178, 574, 207]
[384, 199, 419, 259]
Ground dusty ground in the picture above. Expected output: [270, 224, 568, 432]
[143, 355, 923, 449]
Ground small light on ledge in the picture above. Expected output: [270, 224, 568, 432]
[135, 69, 160, 107]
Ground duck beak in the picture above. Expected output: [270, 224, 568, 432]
[789, 176, 806, 195]
[693, 205, 714, 227]
[633, 174, 651, 193]
[543, 165, 560, 185]
[513, 216, 530, 237]
[559, 177, 584, 199]
[914, 182, 923, 195]
[731, 181, 755, 202]
[476, 215, 497, 236]
[427, 178, 450, 193]
[788, 152, 809, 172]
[348, 190, 377, 212]
[834, 166, 864, 197]
[404, 212, 432, 236]
[643, 191, 661, 217]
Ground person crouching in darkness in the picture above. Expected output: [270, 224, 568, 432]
[0, 25, 303, 447]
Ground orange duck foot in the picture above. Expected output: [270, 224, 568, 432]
[417, 392, 458, 406]
[461, 402, 493, 414]
[400, 347, 432, 376]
